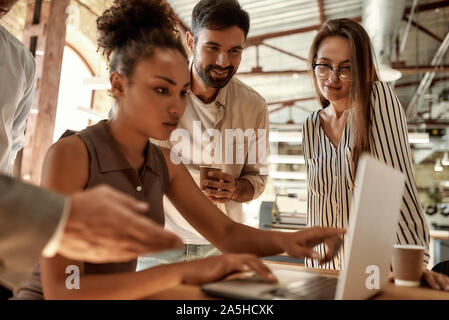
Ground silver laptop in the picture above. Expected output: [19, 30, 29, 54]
[201, 153, 405, 300]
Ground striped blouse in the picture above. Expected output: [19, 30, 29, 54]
[302, 81, 430, 270]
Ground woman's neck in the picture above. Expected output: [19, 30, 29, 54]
[107, 116, 148, 163]
[329, 97, 350, 119]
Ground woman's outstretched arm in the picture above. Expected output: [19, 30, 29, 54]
[161, 148, 345, 263]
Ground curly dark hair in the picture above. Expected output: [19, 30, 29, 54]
[97, 0, 187, 78]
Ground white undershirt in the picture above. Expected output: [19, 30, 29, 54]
[163, 92, 225, 244]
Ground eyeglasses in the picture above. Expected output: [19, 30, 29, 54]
[312, 63, 352, 81]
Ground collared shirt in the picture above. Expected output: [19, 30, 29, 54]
[302, 81, 430, 270]
[79, 120, 168, 226]
[78, 120, 169, 273]
[0, 25, 35, 175]
[153, 71, 269, 245]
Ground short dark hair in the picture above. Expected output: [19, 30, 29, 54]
[191, 0, 250, 40]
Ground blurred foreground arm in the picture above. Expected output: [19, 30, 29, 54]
[0, 176, 182, 287]
[58, 185, 183, 263]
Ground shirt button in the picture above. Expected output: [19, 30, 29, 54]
[136, 186, 142, 192]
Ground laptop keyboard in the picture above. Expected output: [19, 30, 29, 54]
[269, 276, 338, 300]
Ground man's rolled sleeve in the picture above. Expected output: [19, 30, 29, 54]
[238, 103, 269, 200]
[239, 173, 267, 199]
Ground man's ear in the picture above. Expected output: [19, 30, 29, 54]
[110, 72, 126, 99]
[186, 31, 195, 54]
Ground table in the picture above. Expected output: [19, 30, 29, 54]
[145, 261, 449, 300]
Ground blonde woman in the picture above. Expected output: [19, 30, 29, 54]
[303, 18, 449, 291]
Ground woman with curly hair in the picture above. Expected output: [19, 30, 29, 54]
[12, 0, 344, 300]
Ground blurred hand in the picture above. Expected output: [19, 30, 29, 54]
[278, 227, 345, 264]
[180, 253, 277, 285]
[202, 171, 235, 203]
[58, 185, 183, 263]
[389, 268, 449, 291]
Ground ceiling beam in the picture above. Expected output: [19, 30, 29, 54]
[398, 65, 449, 74]
[406, 32, 449, 119]
[75, 0, 100, 17]
[268, 96, 316, 106]
[269, 105, 290, 114]
[399, 0, 419, 57]
[269, 104, 313, 114]
[73, 0, 192, 35]
[245, 16, 362, 48]
[317, 0, 325, 25]
[236, 65, 449, 77]
[237, 69, 309, 76]
[396, 76, 449, 88]
[404, 0, 449, 15]
[403, 16, 444, 43]
[246, 25, 320, 47]
[260, 42, 307, 62]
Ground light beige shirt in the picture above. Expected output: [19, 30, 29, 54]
[0, 25, 35, 175]
[154, 75, 269, 244]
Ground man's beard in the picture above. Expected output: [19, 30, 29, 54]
[193, 56, 235, 89]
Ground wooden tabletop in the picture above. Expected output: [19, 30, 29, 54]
[145, 261, 449, 300]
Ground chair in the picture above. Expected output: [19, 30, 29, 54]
[432, 260, 449, 277]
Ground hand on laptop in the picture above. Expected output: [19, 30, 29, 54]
[278, 227, 346, 264]
[389, 269, 449, 291]
[179, 253, 278, 285]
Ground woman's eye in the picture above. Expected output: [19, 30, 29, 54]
[155, 88, 168, 94]
[181, 90, 189, 97]
[339, 66, 351, 74]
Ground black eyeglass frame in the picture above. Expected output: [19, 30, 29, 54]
[312, 63, 353, 81]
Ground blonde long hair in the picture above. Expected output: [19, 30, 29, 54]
[308, 18, 379, 170]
